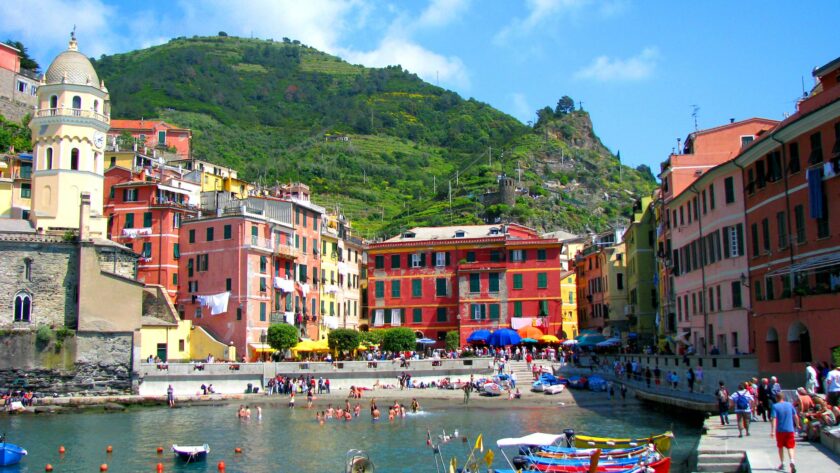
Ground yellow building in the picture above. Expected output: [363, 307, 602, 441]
[546, 231, 585, 339]
[0, 153, 32, 219]
[320, 227, 340, 336]
[28, 35, 109, 237]
[167, 157, 252, 198]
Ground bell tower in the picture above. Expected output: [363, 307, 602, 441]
[29, 32, 110, 237]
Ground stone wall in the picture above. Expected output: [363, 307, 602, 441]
[0, 96, 33, 123]
[95, 244, 137, 279]
[0, 238, 78, 328]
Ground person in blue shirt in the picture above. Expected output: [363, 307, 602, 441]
[771, 392, 800, 473]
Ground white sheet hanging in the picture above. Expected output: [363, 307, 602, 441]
[196, 291, 230, 315]
[323, 315, 340, 329]
[274, 277, 295, 293]
[510, 317, 535, 330]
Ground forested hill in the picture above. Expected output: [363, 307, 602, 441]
[91, 35, 656, 238]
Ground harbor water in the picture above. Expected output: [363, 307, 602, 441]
[0, 398, 701, 472]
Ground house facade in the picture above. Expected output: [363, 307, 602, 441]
[624, 195, 658, 345]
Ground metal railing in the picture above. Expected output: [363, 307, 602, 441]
[35, 107, 110, 123]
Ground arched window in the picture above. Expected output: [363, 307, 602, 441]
[765, 327, 780, 363]
[46, 147, 53, 170]
[72, 96, 81, 109]
[93, 100, 99, 113]
[49, 95, 58, 108]
[70, 148, 80, 170]
[23, 257, 32, 281]
[788, 322, 812, 363]
[14, 292, 32, 322]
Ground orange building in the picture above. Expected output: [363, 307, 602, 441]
[736, 56, 840, 383]
[108, 119, 191, 158]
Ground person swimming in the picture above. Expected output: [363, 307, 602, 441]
[344, 410, 352, 421]
[256, 406, 262, 420]
[354, 403, 361, 417]
[237, 405, 246, 418]
[410, 398, 420, 413]
[372, 408, 380, 420]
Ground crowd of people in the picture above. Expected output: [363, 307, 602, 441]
[2, 390, 35, 412]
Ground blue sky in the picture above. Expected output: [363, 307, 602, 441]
[3, 0, 839, 171]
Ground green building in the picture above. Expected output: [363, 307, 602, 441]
[623, 194, 658, 346]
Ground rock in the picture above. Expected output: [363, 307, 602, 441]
[103, 403, 126, 411]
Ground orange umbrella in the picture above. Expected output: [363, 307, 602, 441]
[517, 326, 544, 339]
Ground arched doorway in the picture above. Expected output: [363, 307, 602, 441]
[765, 327, 780, 363]
[787, 321, 812, 363]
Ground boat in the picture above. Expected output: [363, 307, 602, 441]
[536, 444, 649, 458]
[482, 382, 502, 396]
[588, 375, 608, 392]
[497, 456, 670, 473]
[544, 384, 566, 395]
[172, 444, 209, 462]
[0, 439, 27, 467]
[567, 376, 588, 389]
[345, 449, 375, 473]
[573, 432, 673, 455]
[533, 373, 564, 392]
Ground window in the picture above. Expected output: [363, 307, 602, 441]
[776, 212, 788, 249]
[188, 229, 195, 243]
[260, 256, 267, 273]
[123, 188, 138, 202]
[709, 184, 716, 210]
[391, 254, 401, 269]
[513, 301, 523, 317]
[794, 205, 806, 244]
[375, 255, 384, 269]
[206, 227, 214, 242]
[259, 277, 267, 292]
[490, 250, 502, 262]
[537, 249, 547, 261]
[741, 136, 754, 148]
[72, 95, 82, 110]
[435, 278, 447, 296]
[224, 224, 232, 239]
[173, 213, 181, 229]
[197, 254, 209, 272]
[768, 151, 783, 182]
[410, 252, 425, 268]
[412, 279, 422, 298]
[510, 249, 525, 262]
[141, 243, 152, 258]
[489, 304, 500, 320]
[302, 237, 307, 254]
[260, 302, 266, 322]
[488, 273, 500, 293]
[469, 273, 480, 293]
[413, 308, 422, 323]
[173, 243, 180, 259]
[756, 160, 766, 188]
[14, 292, 32, 322]
[435, 252, 448, 267]
[789, 142, 800, 173]
[568, 291, 574, 304]
[809, 132, 823, 164]
[70, 148, 79, 170]
[761, 218, 770, 253]
[20, 183, 31, 198]
[466, 251, 476, 262]
[751, 223, 759, 257]
[187, 258, 194, 277]
[539, 300, 549, 317]
[765, 278, 775, 301]
[142, 212, 152, 228]
[375, 281, 384, 298]
[513, 274, 523, 290]
[724, 177, 735, 204]
[157, 130, 166, 146]
[537, 272, 548, 289]
[46, 148, 53, 170]
[226, 278, 232, 291]
[436, 307, 447, 322]
[23, 258, 32, 281]
[702, 189, 707, 214]
[817, 193, 830, 239]
[616, 273, 624, 290]
[391, 280, 401, 298]
[124, 213, 135, 229]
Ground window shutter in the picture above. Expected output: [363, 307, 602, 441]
[445, 252, 451, 265]
[420, 252, 426, 267]
[522, 250, 527, 262]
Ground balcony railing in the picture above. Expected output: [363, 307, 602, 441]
[245, 236, 275, 252]
[35, 107, 110, 123]
[275, 244, 299, 259]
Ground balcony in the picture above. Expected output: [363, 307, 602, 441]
[35, 107, 110, 124]
[275, 244, 299, 259]
[457, 261, 506, 272]
[244, 236, 275, 253]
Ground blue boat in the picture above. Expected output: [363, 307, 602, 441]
[0, 441, 27, 466]
[172, 444, 209, 462]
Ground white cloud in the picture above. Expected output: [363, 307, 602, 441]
[495, 0, 589, 44]
[341, 36, 469, 89]
[574, 47, 659, 82]
[416, 0, 471, 28]
[510, 92, 533, 122]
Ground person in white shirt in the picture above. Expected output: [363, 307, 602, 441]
[826, 364, 840, 407]
[805, 362, 818, 395]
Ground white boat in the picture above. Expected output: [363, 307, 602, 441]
[172, 444, 209, 462]
[482, 382, 502, 396]
[543, 384, 566, 395]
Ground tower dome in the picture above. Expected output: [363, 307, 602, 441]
[44, 35, 100, 86]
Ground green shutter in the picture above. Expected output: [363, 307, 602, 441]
[189, 229, 195, 243]
[489, 273, 500, 292]
[436, 278, 447, 296]
[412, 279, 422, 297]
[489, 304, 500, 320]
[436, 307, 447, 322]
[413, 308, 422, 323]
[469, 273, 480, 292]
[224, 224, 232, 239]
[537, 249, 546, 260]
[384, 309, 392, 324]
[466, 251, 476, 262]
[260, 302, 266, 321]
[513, 274, 523, 290]
[142, 242, 152, 258]
[173, 243, 180, 259]
[125, 213, 134, 229]
[513, 301, 523, 317]
[375, 255, 384, 269]
[391, 254, 401, 269]
[375, 281, 384, 298]
[143, 212, 152, 227]
[537, 272, 548, 289]
[539, 300, 549, 316]
[391, 280, 401, 298]
[470, 304, 480, 320]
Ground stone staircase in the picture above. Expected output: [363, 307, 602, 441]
[504, 360, 535, 385]
[694, 451, 747, 472]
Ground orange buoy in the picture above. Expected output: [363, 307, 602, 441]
[58, 446, 65, 454]
[156, 446, 164, 454]
[217, 460, 226, 471]
[100, 464, 108, 471]
[156, 463, 164, 472]
[234, 447, 242, 453]
[45, 465, 53, 472]
[106, 445, 113, 453]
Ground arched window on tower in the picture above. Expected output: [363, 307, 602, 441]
[23, 257, 32, 281]
[46, 147, 53, 170]
[70, 148, 80, 170]
[72, 96, 81, 116]
[49, 95, 58, 115]
[14, 292, 32, 322]
[93, 100, 99, 113]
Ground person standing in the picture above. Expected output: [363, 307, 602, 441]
[715, 381, 730, 425]
[826, 364, 840, 406]
[771, 392, 800, 473]
[620, 383, 627, 402]
[687, 367, 696, 393]
[730, 382, 754, 437]
[167, 384, 175, 408]
[805, 362, 818, 395]
[695, 365, 704, 393]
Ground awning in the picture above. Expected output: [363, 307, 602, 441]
[765, 251, 840, 277]
[158, 183, 192, 196]
[249, 343, 275, 353]
[497, 433, 563, 448]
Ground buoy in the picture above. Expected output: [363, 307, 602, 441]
[217, 460, 226, 471]
[156, 446, 164, 454]
[45, 465, 53, 472]
[106, 445, 113, 453]
[156, 463, 164, 472]
[234, 447, 242, 453]
[100, 464, 108, 472]
[58, 446, 66, 454]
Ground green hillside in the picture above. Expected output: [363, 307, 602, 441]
[91, 35, 655, 238]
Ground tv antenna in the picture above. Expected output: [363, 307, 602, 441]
[691, 105, 700, 132]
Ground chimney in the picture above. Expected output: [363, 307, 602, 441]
[730, 118, 735, 123]
[79, 192, 91, 240]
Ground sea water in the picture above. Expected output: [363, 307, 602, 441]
[0, 399, 700, 472]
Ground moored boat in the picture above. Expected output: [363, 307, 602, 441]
[172, 444, 209, 462]
[0, 441, 27, 467]
[482, 382, 502, 396]
[543, 384, 566, 395]
[573, 432, 673, 455]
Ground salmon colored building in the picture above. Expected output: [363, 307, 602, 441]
[736, 56, 840, 383]
[108, 119, 191, 158]
[103, 162, 199, 299]
[366, 224, 564, 346]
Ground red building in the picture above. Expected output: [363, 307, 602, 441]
[108, 119, 191, 158]
[103, 159, 199, 299]
[736, 56, 840, 383]
[365, 224, 564, 346]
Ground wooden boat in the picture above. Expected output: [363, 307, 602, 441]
[0, 441, 27, 467]
[172, 444, 209, 462]
[573, 432, 673, 455]
[535, 444, 649, 459]
[544, 384, 566, 395]
[497, 456, 670, 473]
[482, 382, 502, 396]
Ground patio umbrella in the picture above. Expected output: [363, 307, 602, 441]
[539, 335, 561, 344]
[466, 329, 491, 344]
[356, 344, 368, 351]
[488, 328, 522, 347]
[311, 339, 330, 353]
[596, 339, 620, 348]
[291, 340, 316, 352]
[521, 338, 539, 344]
[562, 339, 578, 346]
[517, 326, 544, 339]
[416, 338, 436, 345]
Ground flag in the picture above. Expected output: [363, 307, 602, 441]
[484, 449, 494, 466]
[474, 433, 483, 452]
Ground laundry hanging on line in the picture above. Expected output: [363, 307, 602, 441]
[196, 291, 231, 315]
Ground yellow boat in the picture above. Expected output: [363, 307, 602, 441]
[573, 431, 673, 454]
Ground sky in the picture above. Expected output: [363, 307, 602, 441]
[3, 0, 839, 171]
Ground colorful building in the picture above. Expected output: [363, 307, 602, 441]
[0, 153, 32, 219]
[366, 224, 564, 346]
[576, 230, 627, 335]
[169, 157, 251, 199]
[320, 213, 364, 331]
[0, 41, 39, 108]
[624, 195, 658, 345]
[108, 119, 191, 158]
[735, 56, 840, 382]
[546, 230, 585, 339]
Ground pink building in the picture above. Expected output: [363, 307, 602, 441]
[669, 159, 750, 354]
[108, 119, 192, 158]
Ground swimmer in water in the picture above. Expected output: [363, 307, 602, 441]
[400, 405, 406, 417]
[256, 406, 262, 420]
[237, 405, 246, 418]
[372, 408, 381, 420]
[337, 408, 344, 419]
[244, 405, 251, 418]
[354, 403, 361, 417]
[411, 398, 420, 413]
[344, 411, 352, 421]
[316, 411, 322, 422]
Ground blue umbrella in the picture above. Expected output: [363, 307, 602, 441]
[521, 338, 539, 344]
[416, 338, 436, 345]
[577, 334, 606, 347]
[488, 328, 522, 347]
[466, 329, 491, 343]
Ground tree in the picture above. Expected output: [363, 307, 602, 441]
[636, 164, 656, 182]
[445, 331, 460, 351]
[554, 96, 575, 116]
[266, 323, 298, 353]
[381, 327, 416, 353]
[327, 328, 360, 357]
[535, 106, 554, 128]
[4, 40, 39, 72]
[218, 31, 228, 37]
[359, 330, 384, 346]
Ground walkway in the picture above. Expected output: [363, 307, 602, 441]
[696, 415, 840, 472]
